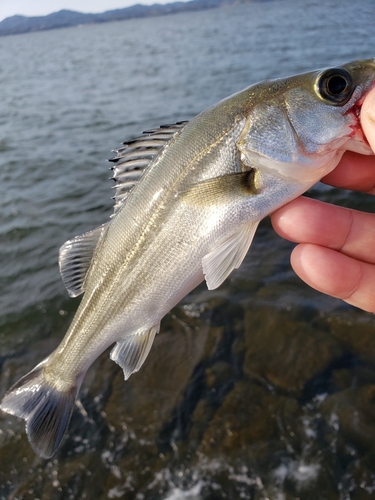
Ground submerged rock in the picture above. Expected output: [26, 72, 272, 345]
[321, 384, 375, 453]
[2, 294, 375, 499]
[328, 312, 375, 366]
[242, 306, 343, 394]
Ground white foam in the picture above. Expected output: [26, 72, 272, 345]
[273, 458, 320, 489]
[163, 481, 204, 500]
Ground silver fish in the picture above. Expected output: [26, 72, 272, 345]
[1, 59, 375, 458]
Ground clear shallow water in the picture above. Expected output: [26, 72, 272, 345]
[0, 0, 375, 498]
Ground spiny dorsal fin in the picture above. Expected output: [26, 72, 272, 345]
[110, 323, 160, 380]
[59, 223, 108, 297]
[108, 122, 188, 216]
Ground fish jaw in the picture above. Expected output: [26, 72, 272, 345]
[344, 104, 375, 155]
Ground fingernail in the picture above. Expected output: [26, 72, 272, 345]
[361, 87, 375, 153]
[362, 87, 375, 123]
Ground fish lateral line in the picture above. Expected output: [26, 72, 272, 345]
[1, 59, 375, 458]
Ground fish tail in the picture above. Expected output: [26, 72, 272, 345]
[0, 360, 79, 458]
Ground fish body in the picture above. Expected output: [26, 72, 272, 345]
[1, 59, 375, 458]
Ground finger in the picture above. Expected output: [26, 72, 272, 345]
[321, 151, 375, 194]
[361, 86, 375, 154]
[291, 244, 375, 314]
[321, 86, 375, 193]
[271, 197, 375, 264]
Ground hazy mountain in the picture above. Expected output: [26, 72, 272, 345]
[0, 0, 271, 36]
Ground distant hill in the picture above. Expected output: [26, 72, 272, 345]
[0, 0, 272, 37]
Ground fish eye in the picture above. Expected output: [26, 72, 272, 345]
[316, 68, 354, 105]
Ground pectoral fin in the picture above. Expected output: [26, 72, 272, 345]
[110, 324, 160, 380]
[180, 170, 259, 206]
[202, 221, 260, 290]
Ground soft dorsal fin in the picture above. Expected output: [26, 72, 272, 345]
[109, 122, 188, 216]
[59, 223, 108, 297]
[110, 324, 160, 380]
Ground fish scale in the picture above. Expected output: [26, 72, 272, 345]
[1, 59, 375, 458]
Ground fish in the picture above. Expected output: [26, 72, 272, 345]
[1, 59, 375, 458]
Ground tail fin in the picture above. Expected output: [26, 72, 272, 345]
[0, 361, 79, 458]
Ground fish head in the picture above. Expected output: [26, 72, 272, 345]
[238, 59, 375, 183]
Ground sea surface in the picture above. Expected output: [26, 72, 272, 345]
[0, 0, 375, 498]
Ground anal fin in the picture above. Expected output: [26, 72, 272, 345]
[110, 324, 160, 380]
[202, 221, 260, 290]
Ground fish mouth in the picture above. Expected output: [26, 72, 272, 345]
[347, 81, 375, 155]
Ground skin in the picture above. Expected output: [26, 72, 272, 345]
[271, 87, 375, 313]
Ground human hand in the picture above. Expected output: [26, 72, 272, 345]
[271, 87, 375, 313]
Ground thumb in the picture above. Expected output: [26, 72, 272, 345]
[361, 86, 375, 154]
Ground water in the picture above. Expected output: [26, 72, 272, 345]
[0, 0, 375, 498]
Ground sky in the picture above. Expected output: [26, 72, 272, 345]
[0, 0, 175, 22]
